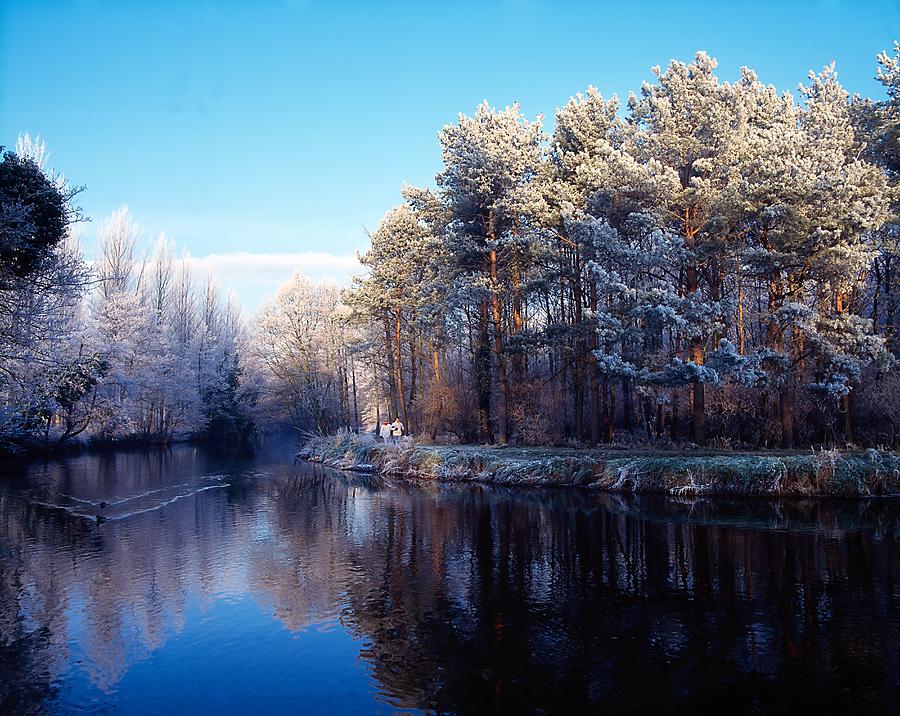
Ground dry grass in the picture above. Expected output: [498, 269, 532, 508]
[302, 435, 900, 496]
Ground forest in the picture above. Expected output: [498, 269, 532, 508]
[344, 47, 900, 449]
[1, 46, 899, 453]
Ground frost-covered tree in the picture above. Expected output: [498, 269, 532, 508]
[0, 156, 256, 451]
[621, 52, 748, 444]
[252, 274, 352, 433]
[6, 47, 898, 452]
[793, 65, 890, 441]
[544, 87, 626, 442]
[436, 102, 546, 444]
[339, 48, 898, 449]
[87, 209, 254, 446]
[857, 43, 900, 353]
[0, 138, 94, 450]
[346, 203, 443, 433]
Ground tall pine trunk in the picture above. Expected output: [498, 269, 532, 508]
[767, 270, 793, 448]
[511, 265, 525, 383]
[605, 382, 616, 442]
[351, 356, 360, 432]
[475, 301, 492, 442]
[394, 310, 408, 428]
[836, 289, 855, 444]
[779, 388, 794, 449]
[686, 260, 705, 445]
[384, 318, 399, 419]
[408, 332, 418, 434]
[489, 247, 509, 445]
[588, 283, 601, 445]
[683, 208, 706, 446]
[842, 392, 854, 444]
[670, 388, 680, 442]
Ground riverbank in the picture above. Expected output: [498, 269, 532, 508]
[0, 433, 259, 461]
[300, 434, 900, 497]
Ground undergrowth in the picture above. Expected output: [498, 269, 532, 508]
[302, 435, 900, 496]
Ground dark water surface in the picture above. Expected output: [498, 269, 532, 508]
[0, 444, 898, 714]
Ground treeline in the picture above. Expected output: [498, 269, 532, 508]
[3, 47, 899, 451]
[249, 274, 360, 435]
[0, 138, 255, 453]
[345, 47, 900, 448]
[0, 132, 356, 450]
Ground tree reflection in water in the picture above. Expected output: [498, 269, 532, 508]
[0, 447, 897, 714]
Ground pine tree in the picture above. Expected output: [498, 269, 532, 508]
[436, 102, 545, 444]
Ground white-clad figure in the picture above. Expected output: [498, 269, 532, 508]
[380, 421, 392, 444]
[390, 418, 404, 444]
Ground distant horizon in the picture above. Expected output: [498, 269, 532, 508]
[2, 0, 897, 309]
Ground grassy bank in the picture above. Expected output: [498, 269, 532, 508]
[301, 434, 900, 497]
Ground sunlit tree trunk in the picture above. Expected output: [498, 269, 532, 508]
[383, 317, 399, 420]
[511, 265, 525, 383]
[489, 246, 509, 445]
[588, 282, 601, 445]
[394, 308, 408, 427]
[475, 301, 492, 442]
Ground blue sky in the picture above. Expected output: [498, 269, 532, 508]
[1, 0, 897, 309]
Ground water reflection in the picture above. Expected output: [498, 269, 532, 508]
[0, 447, 897, 713]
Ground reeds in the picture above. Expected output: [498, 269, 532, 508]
[303, 435, 900, 496]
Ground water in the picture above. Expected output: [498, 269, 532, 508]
[0, 444, 897, 715]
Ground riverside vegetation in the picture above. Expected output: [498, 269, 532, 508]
[301, 433, 900, 497]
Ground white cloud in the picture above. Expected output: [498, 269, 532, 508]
[188, 251, 361, 284]
[185, 251, 363, 311]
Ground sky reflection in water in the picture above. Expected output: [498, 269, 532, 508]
[0, 445, 898, 714]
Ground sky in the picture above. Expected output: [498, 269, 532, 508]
[1, 0, 897, 311]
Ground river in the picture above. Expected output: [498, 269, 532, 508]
[0, 443, 897, 714]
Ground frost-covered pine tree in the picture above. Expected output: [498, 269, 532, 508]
[794, 64, 890, 441]
[545, 87, 629, 442]
[347, 204, 439, 431]
[857, 43, 900, 352]
[620, 52, 747, 444]
[734, 68, 812, 446]
[436, 101, 546, 444]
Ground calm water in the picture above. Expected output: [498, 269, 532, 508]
[0, 445, 897, 715]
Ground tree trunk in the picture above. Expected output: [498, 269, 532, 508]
[490, 248, 509, 445]
[622, 377, 634, 433]
[643, 396, 653, 439]
[670, 388, 679, 442]
[394, 309, 408, 428]
[384, 318, 399, 418]
[572, 248, 585, 441]
[685, 231, 706, 445]
[885, 256, 895, 353]
[511, 265, 525, 383]
[431, 341, 441, 382]
[408, 333, 418, 434]
[737, 257, 746, 355]
[475, 301, 492, 442]
[767, 273, 793, 449]
[604, 380, 616, 442]
[779, 386, 794, 449]
[351, 356, 360, 432]
[842, 391, 854, 444]
[589, 283, 601, 445]
[872, 257, 881, 335]
[574, 347, 585, 442]
[686, 258, 705, 446]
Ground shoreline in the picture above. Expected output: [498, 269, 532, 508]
[0, 435, 259, 462]
[301, 435, 900, 497]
